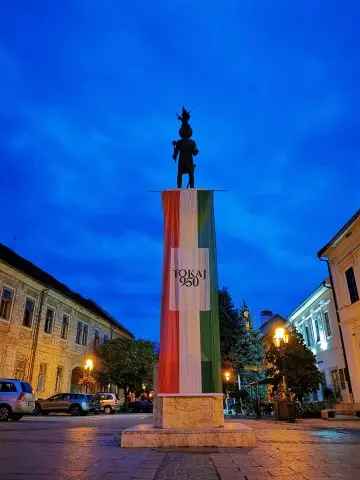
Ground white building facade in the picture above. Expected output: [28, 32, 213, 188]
[288, 282, 350, 402]
[318, 210, 360, 403]
[0, 243, 133, 399]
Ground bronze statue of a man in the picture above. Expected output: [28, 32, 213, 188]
[172, 107, 199, 188]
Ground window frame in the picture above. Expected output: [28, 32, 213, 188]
[82, 323, 88, 345]
[0, 285, 15, 322]
[44, 307, 55, 334]
[94, 329, 100, 348]
[60, 313, 70, 340]
[13, 357, 27, 381]
[345, 266, 359, 304]
[304, 324, 311, 346]
[22, 296, 36, 328]
[76, 321, 83, 344]
[37, 363, 47, 393]
[55, 366, 63, 393]
[323, 311, 332, 337]
[314, 317, 321, 343]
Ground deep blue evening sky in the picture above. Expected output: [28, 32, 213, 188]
[1, 1, 359, 339]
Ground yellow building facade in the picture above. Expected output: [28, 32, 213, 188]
[0, 243, 133, 399]
[318, 210, 360, 403]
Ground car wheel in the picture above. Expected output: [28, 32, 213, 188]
[70, 404, 82, 416]
[0, 405, 11, 422]
[33, 404, 42, 416]
[104, 406, 112, 415]
[11, 414, 23, 421]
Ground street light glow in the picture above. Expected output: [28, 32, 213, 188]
[84, 358, 94, 371]
[273, 327, 289, 347]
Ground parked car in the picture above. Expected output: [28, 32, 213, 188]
[35, 393, 100, 416]
[96, 392, 120, 414]
[129, 399, 153, 413]
[84, 394, 102, 414]
[0, 378, 36, 421]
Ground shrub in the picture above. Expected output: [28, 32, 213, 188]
[299, 401, 326, 418]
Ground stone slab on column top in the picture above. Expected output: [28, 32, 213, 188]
[154, 394, 224, 429]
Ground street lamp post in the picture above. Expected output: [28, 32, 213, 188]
[223, 370, 231, 415]
[273, 327, 288, 400]
[273, 327, 295, 422]
[83, 358, 94, 393]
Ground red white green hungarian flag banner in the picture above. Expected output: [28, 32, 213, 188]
[158, 189, 222, 394]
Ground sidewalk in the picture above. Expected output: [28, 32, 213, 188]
[2, 416, 360, 480]
[125, 418, 360, 480]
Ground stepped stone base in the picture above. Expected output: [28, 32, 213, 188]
[154, 394, 224, 429]
[121, 422, 256, 448]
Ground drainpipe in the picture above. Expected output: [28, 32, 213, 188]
[320, 257, 354, 403]
[28, 288, 48, 385]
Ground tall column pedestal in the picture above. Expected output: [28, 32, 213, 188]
[121, 189, 255, 448]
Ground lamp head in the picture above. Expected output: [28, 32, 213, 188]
[273, 327, 289, 346]
[84, 358, 94, 372]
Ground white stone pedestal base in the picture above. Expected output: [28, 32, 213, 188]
[154, 394, 224, 429]
[121, 422, 256, 448]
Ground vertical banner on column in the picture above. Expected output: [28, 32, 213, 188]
[198, 190, 222, 393]
[158, 191, 180, 393]
[158, 189, 221, 395]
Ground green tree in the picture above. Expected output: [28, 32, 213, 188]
[218, 288, 239, 363]
[230, 328, 263, 375]
[98, 338, 156, 399]
[265, 327, 322, 402]
[229, 304, 264, 383]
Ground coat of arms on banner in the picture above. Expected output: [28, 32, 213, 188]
[169, 248, 210, 312]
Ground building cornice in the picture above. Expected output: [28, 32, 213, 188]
[288, 283, 330, 321]
[318, 209, 360, 258]
[0, 257, 132, 339]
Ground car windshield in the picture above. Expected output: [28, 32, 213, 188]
[21, 382, 33, 393]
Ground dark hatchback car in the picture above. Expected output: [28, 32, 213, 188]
[35, 393, 101, 416]
[129, 399, 153, 413]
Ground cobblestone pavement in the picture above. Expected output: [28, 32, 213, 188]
[1, 415, 360, 479]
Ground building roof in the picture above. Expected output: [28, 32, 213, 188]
[318, 209, 360, 258]
[259, 313, 287, 336]
[288, 280, 330, 321]
[0, 243, 133, 338]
